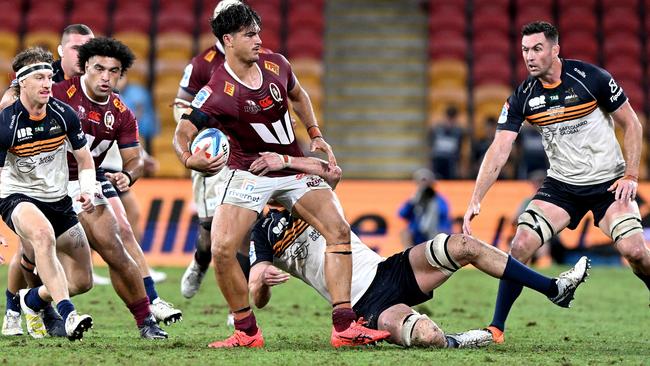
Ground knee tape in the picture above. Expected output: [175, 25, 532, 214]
[20, 254, 36, 274]
[401, 310, 430, 347]
[425, 234, 460, 276]
[517, 202, 555, 244]
[609, 213, 642, 243]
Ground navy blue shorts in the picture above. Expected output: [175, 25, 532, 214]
[0, 194, 79, 238]
[97, 168, 120, 199]
[353, 248, 433, 329]
[533, 176, 620, 229]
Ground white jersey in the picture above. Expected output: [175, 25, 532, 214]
[100, 143, 123, 171]
[250, 210, 383, 306]
[0, 98, 87, 202]
[497, 59, 627, 185]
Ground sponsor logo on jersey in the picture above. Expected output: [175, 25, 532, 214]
[15, 156, 36, 173]
[224, 81, 235, 97]
[113, 98, 127, 113]
[9, 115, 16, 130]
[564, 88, 579, 103]
[66, 84, 77, 98]
[76, 105, 86, 120]
[88, 111, 102, 124]
[559, 120, 587, 136]
[258, 96, 273, 109]
[264, 60, 280, 75]
[609, 78, 623, 102]
[306, 176, 323, 188]
[528, 95, 546, 110]
[51, 100, 65, 113]
[180, 64, 193, 88]
[573, 68, 586, 78]
[242, 179, 256, 192]
[244, 99, 261, 114]
[269, 83, 282, 102]
[227, 190, 261, 203]
[49, 120, 62, 134]
[204, 50, 216, 62]
[16, 127, 33, 140]
[497, 102, 509, 124]
[104, 111, 115, 130]
[549, 94, 559, 101]
[192, 86, 213, 108]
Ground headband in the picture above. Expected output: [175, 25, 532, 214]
[16, 62, 53, 82]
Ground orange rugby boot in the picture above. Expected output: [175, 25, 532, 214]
[331, 317, 391, 348]
[485, 325, 505, 344]
[208, 329, 264, 348]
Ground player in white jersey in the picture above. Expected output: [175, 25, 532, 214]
[462, 21, 650, 344]
[249, 207, 591, 348]
[0, 48, 94, 341]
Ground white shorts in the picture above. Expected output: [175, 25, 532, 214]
[216, 170, 331, 213]
[67, 179, 108, 214]
[191, 168, 230, 219]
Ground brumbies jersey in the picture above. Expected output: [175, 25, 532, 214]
[188, 53, 303, 176]
[52, 76, 139, 180]
[497, 59, 627, 185]
[250, 210, 383, 306]
[0, 98, 87, 201]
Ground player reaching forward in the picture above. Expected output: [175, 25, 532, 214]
[463, 21, 650, 343]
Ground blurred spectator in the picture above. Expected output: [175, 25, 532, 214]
[471, 116, 497, 177]
[116, 74, 159, 154]
[398, 168, 451, 247]
[429, 105, 467, 179]
[516, 124, 548, 179]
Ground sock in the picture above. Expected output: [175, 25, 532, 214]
[501, 255, 558, 298]
[234, 311, 259, 336]
[332, 307, 356, 332]
[194, 248, 211, 271]
[633, 270, 650, 291]
[5, 289, 20, 313]
[445, 335, 459, 348]
[236, 252, 251, 281]
[25, 287, 48, 312]
[56, 300, 75, 321]
[143, 276, 159, 302]
[490, 279, 524, 332]
[127, 296, 151, 327]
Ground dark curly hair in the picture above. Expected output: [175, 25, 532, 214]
[77, 37, 135, 75]
[210, 2, 261, 46]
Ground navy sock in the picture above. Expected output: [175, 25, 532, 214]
[501, 255, 558, 298]
[5, 289, 20, 313]
[25, 287, 48, 312]
[143, 276, 158, 302]
[445, 335, 459, 348]
[633, 270, 650, 292]
[490, 279, 524, 332]
[56, 300, 75, 321]
[236, 252, 250, 281]
[194, 248, 211, 271]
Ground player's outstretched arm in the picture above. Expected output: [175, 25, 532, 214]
[608, 101, 642, 201]
[463, 130, 518, 235]
[248, 261, 290, 309]
[249, 152, 343, 188]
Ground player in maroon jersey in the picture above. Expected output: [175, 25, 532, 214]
[173, 3, 390, 348]
[51, 37, 173, 339]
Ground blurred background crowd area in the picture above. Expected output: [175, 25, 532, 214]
[1, 0, 650, 179]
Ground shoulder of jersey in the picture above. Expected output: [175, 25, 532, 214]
[53, 77, 76, 99]
[259, 52, 287, 76]
[48, 96, 74, 116]
[198, 45, 225, 64]
[110, 94, 130, 114]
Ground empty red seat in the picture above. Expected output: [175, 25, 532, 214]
[70, 4, 110, 34]
[514, 7, 553, 33]
[557, 0, 596, 8]
[430, 31, 467, 60]
[558, 7, 597, 34]
[474, 54, 512, 86]
[113, 8, 153, 34]
[430, 6, 465, 34]
[607, 57, 643, 82]
[157, 9, 196, 34]
[0, 2, 22, 33]
[561, 32, 598, 62]
[286, 29, 323, 59]
[601, 0, 638, 11]
[473, 31, 510, 57]
[288, 3, 324, 33]
[25, 8, 65, 32]
[603, 35, 642, 61]
[473, 7, 510, 36]
[602, 9, 641, 37]
[473, 0, 509, 13]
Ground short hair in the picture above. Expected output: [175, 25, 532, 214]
[77, 37, 135, 75]
[521, 21, 559, 44]
[61, 24, 93, 43]
[12, 47, 54, 72]
[210, 2, 261, 45]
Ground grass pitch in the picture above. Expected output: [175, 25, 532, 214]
[0, 265, 647, 365]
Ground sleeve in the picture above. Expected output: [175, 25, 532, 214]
[590, 65, 628, 113]
[186, 84, 219, 129]
[249, 219, 275, 267]
[181, 58, 207, 96]
[286, 59, 296, 92]
[117, 109, 140, 149]
[398, 200, 414, 220]
[496, 91, 525, 133]
[65, 108, 87, 150]
[437, 196, 451, 234]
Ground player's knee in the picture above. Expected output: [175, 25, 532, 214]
[211, 241, 237, 263]
[618, 240, 648, 265]
[411, 316, 446, 348]
[69, 272, 93, 296]
[509, 237, 537, 262]
[325, 219, 351, 244]
[450, 234, 479, 263]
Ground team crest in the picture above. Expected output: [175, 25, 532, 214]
[66, 85, 77, 98]
[192, 86, 213, 108]
[264, 60, 279, 75]
[113, 98, 126, 113]
[224, 81, 235, 96]
[269, 83, 282, 102]
[76, 105, 86, 120]
[104, 111, 115, 130]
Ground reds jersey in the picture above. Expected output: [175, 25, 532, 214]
[188, 53, 303, 176]
[497, 59, 627, 185]
[179, 43, 226, 96]
[52, 76, 139, 180]
[250, 210, 383, 306]
[0, 98, 86, 201]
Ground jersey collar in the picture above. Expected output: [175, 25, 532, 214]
[224, 60, 263, 90]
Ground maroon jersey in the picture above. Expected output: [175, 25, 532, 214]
[188, 53, 303, 177]
[52, 76, 139, 180]
[179, 44, 226, 96]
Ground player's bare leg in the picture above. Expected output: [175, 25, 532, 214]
[108, 197, 181, 325]
[293, 189, 390, 347]
[378, 304, 447, 347]
[208, 204, 263, 348]
[78, 205, 167, 338]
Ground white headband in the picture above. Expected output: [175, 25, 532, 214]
[16, 62, 53, 82]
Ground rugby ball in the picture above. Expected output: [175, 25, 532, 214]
[190, 128, 229, 161]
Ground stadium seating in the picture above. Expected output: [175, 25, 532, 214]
[473, 84, 511, 138]
[114, 31, 151, 64]
[69, 3, 110, 35]
[23, 31, 60, 54]
[429, 59, 467, 88]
